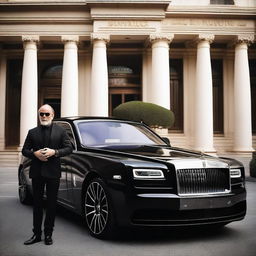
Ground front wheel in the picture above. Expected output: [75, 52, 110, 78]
[84, 178, 117, 239]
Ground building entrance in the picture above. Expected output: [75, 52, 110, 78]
[109, 88, 141, 116]
[108, 54, 142, 116]
[39, 61, 62, 118]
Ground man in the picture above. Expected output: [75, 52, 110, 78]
[22, 104, 72, 245]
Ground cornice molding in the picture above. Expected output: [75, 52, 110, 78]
[87, 0, 170, 6]
[165, 6, 256, 18]
[0, 1, 86, 6]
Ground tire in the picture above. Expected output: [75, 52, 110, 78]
[19, 172, 33, 205]
[83, 178, 117, 239]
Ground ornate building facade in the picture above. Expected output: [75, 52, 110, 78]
[0, 0, 255, 162]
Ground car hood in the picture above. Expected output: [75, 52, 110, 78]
[103, 145, 240, 169]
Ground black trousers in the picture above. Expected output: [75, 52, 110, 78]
[32, 177, 60, 236]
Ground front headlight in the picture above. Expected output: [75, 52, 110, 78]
[230, 168, 242, 178]
[133, 169, 165, 180]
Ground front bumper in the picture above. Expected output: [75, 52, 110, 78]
[109, 188, 246, 227]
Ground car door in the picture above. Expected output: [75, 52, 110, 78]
[54, 121, 76, 208]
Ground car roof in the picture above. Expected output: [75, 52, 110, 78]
[54, 116, 142, 124]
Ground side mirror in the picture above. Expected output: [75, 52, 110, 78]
[161, 137, 171, 146]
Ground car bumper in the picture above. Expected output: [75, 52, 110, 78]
[109, 188, 246, 227]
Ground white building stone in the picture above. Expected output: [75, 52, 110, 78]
[0, 0, 255, 161]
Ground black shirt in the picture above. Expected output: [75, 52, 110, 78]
[41, 124, 52, 148]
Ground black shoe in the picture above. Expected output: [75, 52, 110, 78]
[24, 234, 41, 245]
[45, 235, 53, 245]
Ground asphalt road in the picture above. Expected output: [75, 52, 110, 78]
[0, 167, 256, 256]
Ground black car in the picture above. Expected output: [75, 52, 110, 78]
[18, 117, 246, 239]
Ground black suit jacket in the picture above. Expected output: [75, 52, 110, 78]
[22, 123, 73, 179]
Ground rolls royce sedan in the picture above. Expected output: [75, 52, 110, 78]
[18, 117, 246, 239]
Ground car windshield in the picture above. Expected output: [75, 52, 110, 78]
[76, 121, 166, 147]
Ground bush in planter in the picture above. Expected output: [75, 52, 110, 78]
[113, 101, 175, 128]
[249, 152, 256, 178]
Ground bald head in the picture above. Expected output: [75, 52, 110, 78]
[38, 104, 55, 126]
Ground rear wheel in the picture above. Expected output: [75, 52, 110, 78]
[84, 178, 117, 239]
[19, 172, 33, 205]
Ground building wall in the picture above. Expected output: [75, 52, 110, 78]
[0, 0, 255, 154]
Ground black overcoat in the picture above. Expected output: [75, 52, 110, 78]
[22, 123, 72, 179]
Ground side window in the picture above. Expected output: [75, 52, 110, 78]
[55, 122, 76, 149]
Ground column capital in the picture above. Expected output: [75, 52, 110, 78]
[61, 35, 79, 43]
[91, 33, 110, 43]
[196, 34, 215, 44]
[149, 33, 174, 44]
[235, 34, 254, 45]
[22, 35, 39, 43]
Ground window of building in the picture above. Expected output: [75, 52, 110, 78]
[108, 55, 142, 116]
[212, 59, 224, 134]
[169, 59, 183, 132]
[210, 0, 234, 4]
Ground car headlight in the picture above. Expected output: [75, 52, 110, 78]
[133, 169, 165, 180]
[230, 168, 242, 178]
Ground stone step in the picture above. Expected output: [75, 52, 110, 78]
[168, 133, 189, 148]
[0, 151, 19, 167]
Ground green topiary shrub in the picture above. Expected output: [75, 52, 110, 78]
[249, 152, 256, 178]
[113, 101, 175, 128]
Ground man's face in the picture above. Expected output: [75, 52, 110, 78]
[38, 105, 54, 126]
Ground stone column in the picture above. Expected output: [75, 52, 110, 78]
[233, 35, 254, 152]
[90, 33, 110, 116]
[0, 50, 6, 150]
[194, 34, 216, 152]
[20, 36, 39, 146]
[61, 36, 79, 117]
[149, 33, 173, 109]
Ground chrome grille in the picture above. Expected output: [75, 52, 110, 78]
[176, 168, 230, 195]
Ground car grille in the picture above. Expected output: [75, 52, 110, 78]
[176, 168, 230, 195]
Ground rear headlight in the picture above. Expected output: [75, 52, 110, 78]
[133, 169, 165, 180]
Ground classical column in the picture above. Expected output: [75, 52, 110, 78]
[90, 33, 109, 116]
[233, 35, 254, 152]
[0, 50, 6, 150]
[149, 33, 173, 109]
[194, 34, 215, 152]
[61, 36, 79, 117]
[20, 36, 39, 146]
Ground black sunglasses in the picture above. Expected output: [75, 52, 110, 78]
[39, 112, 50, 117]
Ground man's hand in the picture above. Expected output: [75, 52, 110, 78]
[41, 148, 56, 158]
[34, 149, 48, 162]
[34, 148, 56, 161]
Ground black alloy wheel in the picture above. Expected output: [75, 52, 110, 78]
[84, 178, 116, 239]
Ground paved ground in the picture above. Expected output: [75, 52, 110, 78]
[0, 167, 256, 256]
